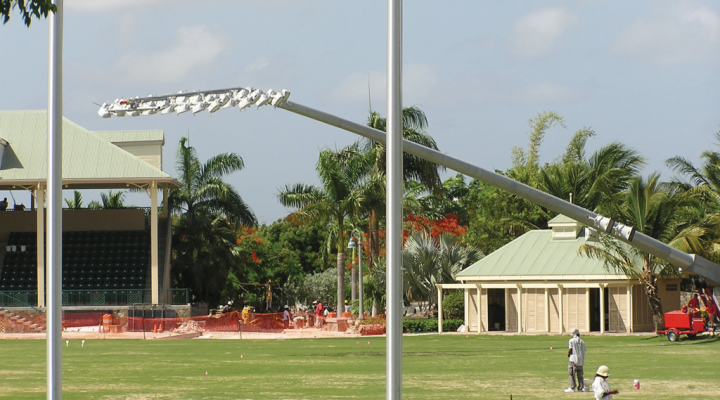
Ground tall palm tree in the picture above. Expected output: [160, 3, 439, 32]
[579, 173, 703, 329]
[278, 144, 371, 314]
[665, 132, 720, 263]
[363, 106, 443, 264]
[666, 131, 720, 211]
[170, 137, 256, 305]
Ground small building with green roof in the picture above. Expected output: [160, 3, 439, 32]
[437, 214, 680, 334]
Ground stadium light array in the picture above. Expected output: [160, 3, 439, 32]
[97, 87, 290, 118]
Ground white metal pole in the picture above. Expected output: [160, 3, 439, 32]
[47, 1, 63, 398]
[387, 0, 403, 398]
[358, 236, 364, 320]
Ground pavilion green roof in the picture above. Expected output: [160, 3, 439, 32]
[456, 229, 624, 279]
[0, 110, 179, 189]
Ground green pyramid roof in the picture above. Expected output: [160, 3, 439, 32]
[0, 111, 179, 189]
[456, 229, 628, 279]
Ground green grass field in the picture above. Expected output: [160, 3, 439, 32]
[0, 334, 718, 399]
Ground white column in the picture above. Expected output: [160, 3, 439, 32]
[626, 285, 632, 333]
[151, 182, 159, 304]
[600, 284, 605, 334]
[437, 285, 443, 333]
[517, 285, 523, 333]
[586, 287, 591, 333]
[558, 285, 564, 334]
[544, 288, 549, 333]
[36, 184, 45, 308]
[463, 288, 469, 328]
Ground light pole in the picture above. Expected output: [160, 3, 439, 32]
[47, 1, 64, 398]
[347, 231, 364, 320]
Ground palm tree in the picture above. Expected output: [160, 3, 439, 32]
[666, 131, 720, 211]
[579, 173, 703, 329]
[665, 132, 720, 264]
[402, 231, 483, 311]
[363, 106, 443, 264]
[538, 141, 645, 214]
[64, 191, 84, 209]
[99, 190, 127, 209]
[278, 144, 371, 315]
[170, 137, 257, 305]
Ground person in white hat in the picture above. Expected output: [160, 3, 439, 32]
[592, 365, 619, 400]
[564, 328, 587, 392]
[282, 305, 291, 329]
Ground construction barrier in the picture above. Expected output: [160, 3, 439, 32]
[126, 311, 242, 333]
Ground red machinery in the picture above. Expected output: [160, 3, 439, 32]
[656, 310, 707, 342]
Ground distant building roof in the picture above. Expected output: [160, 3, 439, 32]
[456, 228, 630, 281]
[548, 214, 580, 225]
[0, 110, 179, 189]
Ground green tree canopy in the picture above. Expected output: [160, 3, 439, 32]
[1, 0, 55, 26]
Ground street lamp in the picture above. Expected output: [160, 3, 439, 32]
[347, 231, 364, 320]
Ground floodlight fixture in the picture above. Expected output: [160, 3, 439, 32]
[96, 86, 291, 119]
[611, 222, 636, 242]
[589, 215, 614, 234]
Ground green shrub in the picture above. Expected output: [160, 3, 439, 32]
[442, 290, 464, 320]
[403, 318, 464, 333]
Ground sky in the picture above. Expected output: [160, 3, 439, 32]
[1, 0, 719, 224]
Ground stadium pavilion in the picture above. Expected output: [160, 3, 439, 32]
[437, 215, 681, 334]
[0, 110, 183, 310]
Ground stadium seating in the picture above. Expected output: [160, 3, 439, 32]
[0, 231, 150, 291]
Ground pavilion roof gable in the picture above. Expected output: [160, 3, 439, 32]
[0, 110, 178, 188]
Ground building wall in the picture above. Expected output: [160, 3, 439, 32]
[549, 288, 560, 333]
[468, 289, 479, 332]
[466, 288, 489, 332]
[506, 289, 518, 332]
[0, 209, 145, 243]
[116, 143, 162, 170]
[659, 279, 681, 321]
[0, 211, 37, 242]
[63, 209, 145, 231]
[631, 279, 681, 332]
[563, 288, 587, 333]
[632, 285, 655, 332]
[522, 288, 546, 332]
[607, 286, 628, 333]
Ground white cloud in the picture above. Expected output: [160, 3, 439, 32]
[509, 8, 580, 58]
[244, 58, 271, 73]
[329, 63, 440, 106]
[114, 26, 228, 84]
[611, 1, 720, 64]
[506, 82, 576, 104]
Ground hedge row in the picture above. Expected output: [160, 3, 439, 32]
[403, 318, 463, 333]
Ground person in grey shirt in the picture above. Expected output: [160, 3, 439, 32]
[564, 328, 587, 392]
